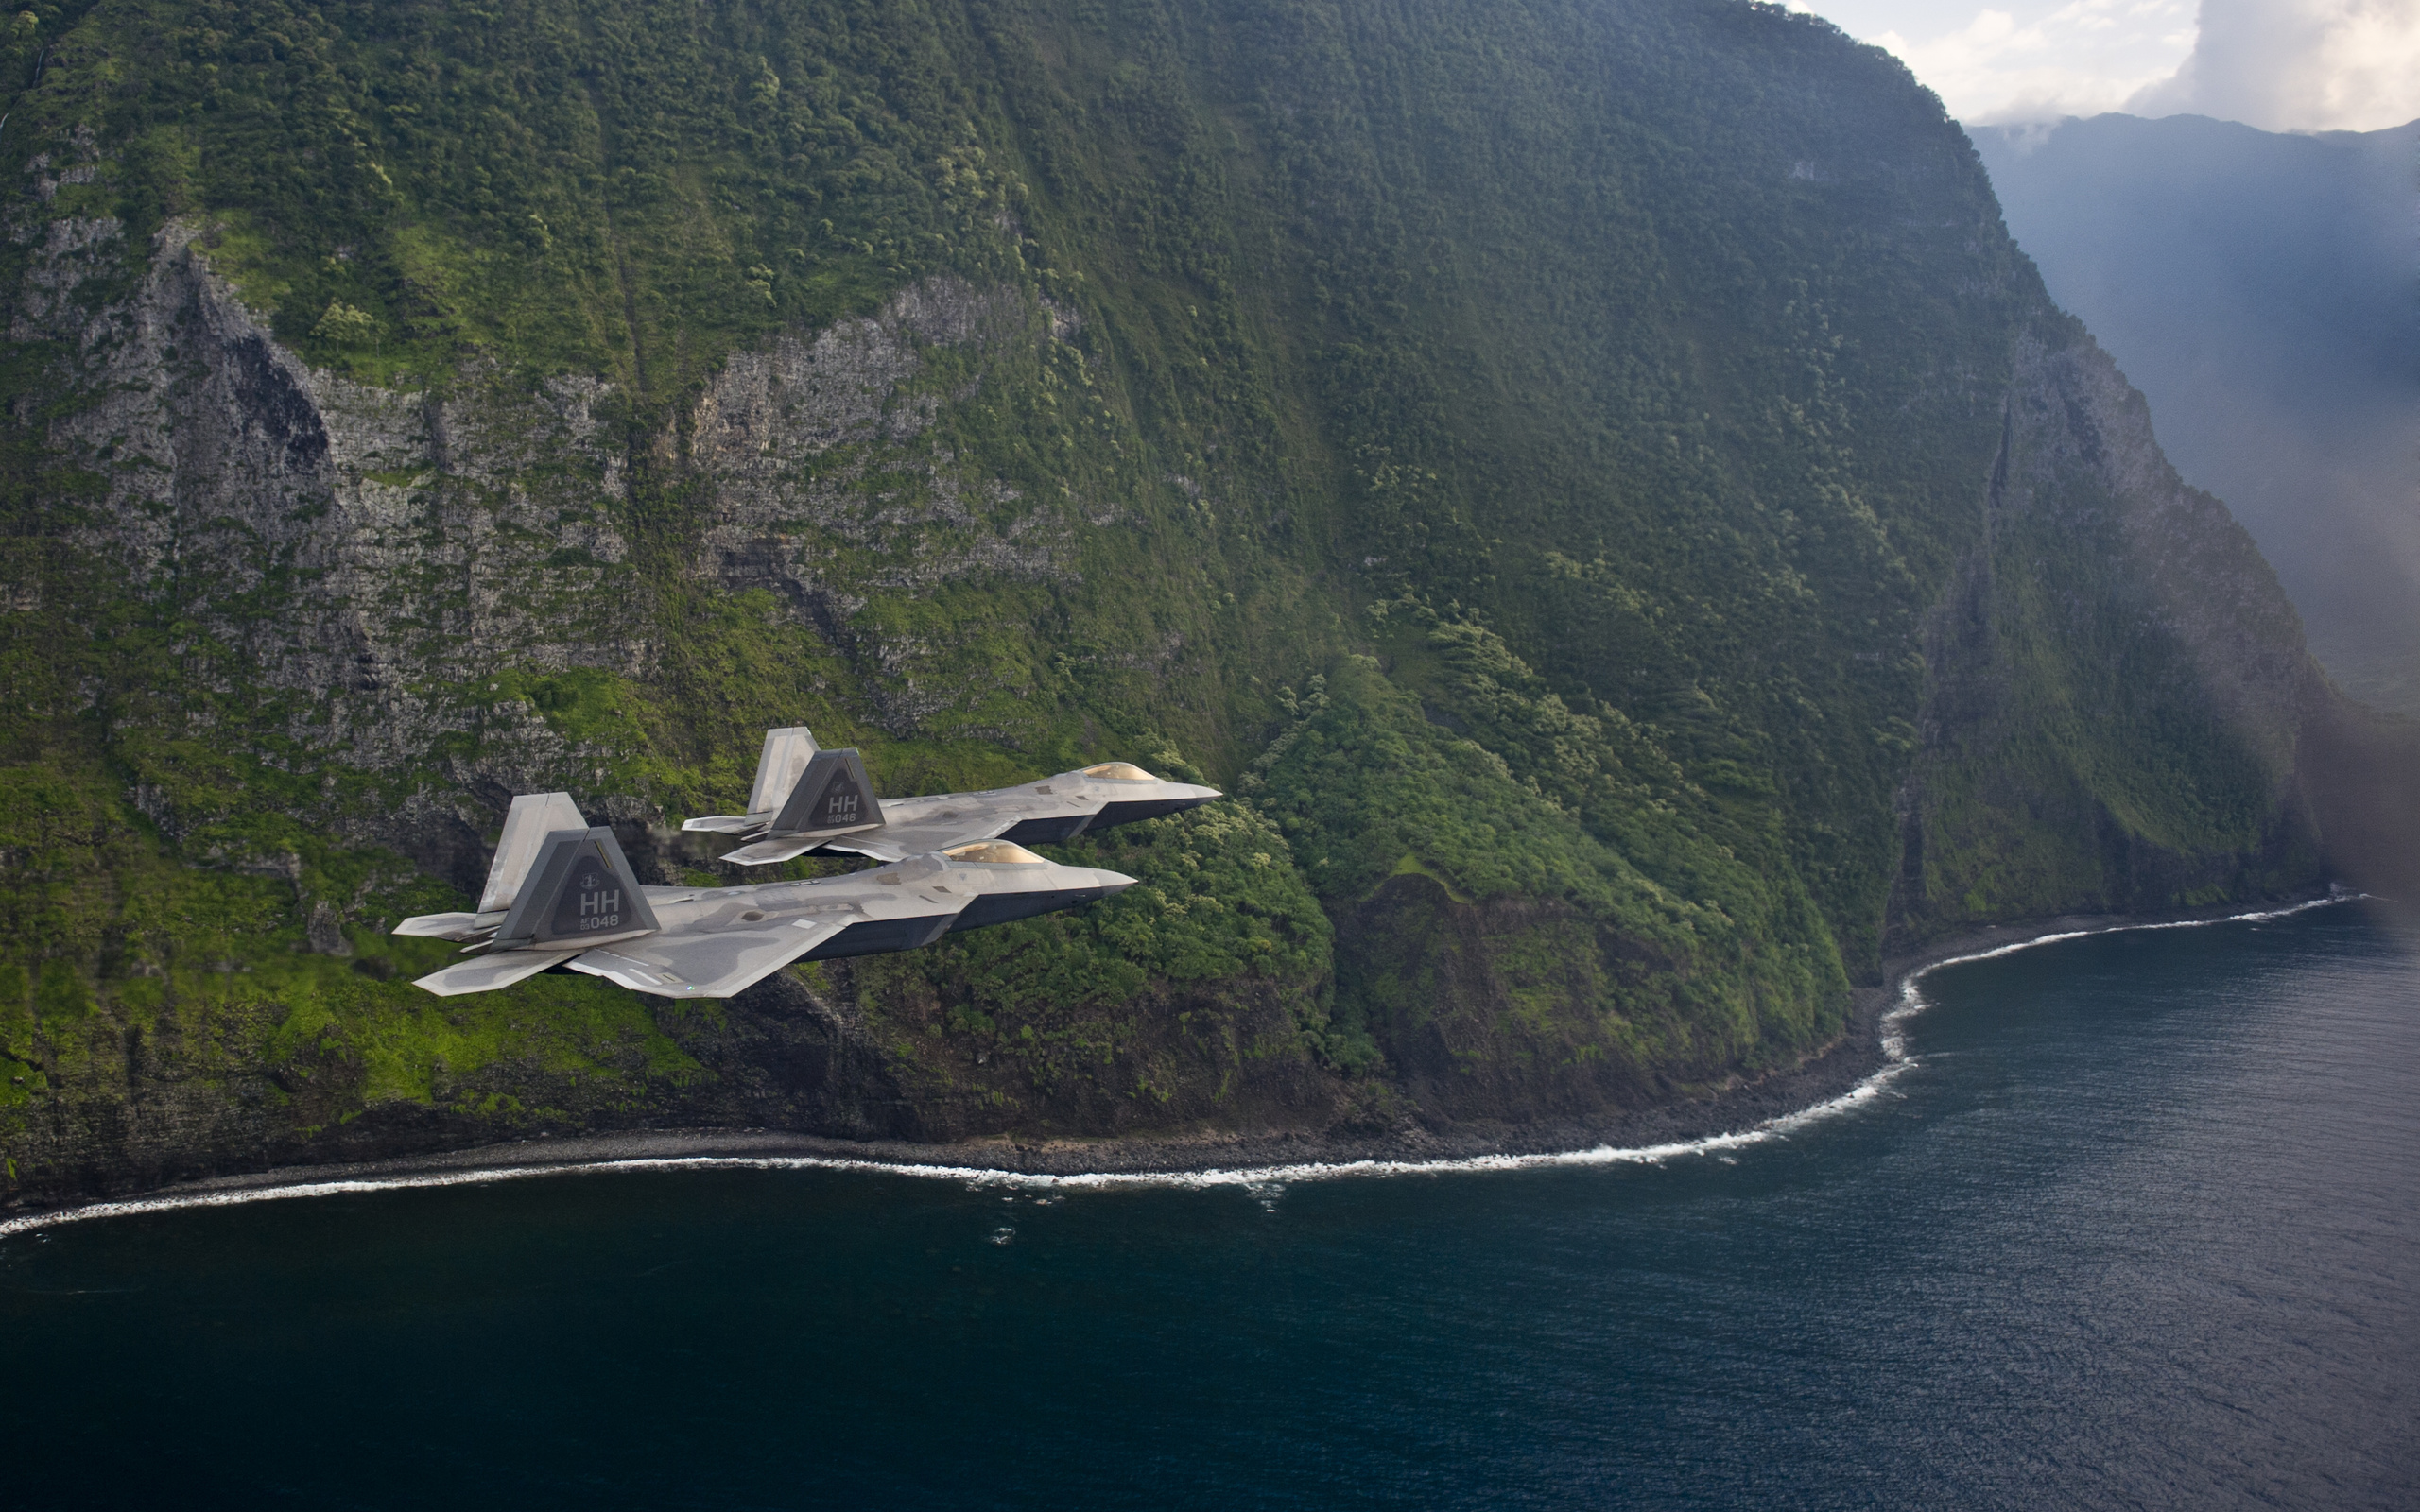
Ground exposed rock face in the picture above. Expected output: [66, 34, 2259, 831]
[19, 216, 1084, 849]
[688, 280, 1081, 732]
[22, 217, 647, 852]
[1972, 113, 2420, 715]
[2019, 329, 2319, 761]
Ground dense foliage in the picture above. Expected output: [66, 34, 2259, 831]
[0, 0, 2331, 1182]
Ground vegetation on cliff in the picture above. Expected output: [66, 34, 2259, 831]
[0, 0, 2352, 1195]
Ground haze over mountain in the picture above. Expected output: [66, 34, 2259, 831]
[1805, 0, 2420, 132]
[1973, 112, 2420, 712]
[0, 0, 2408, 1203]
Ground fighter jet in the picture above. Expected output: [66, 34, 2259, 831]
[392, 792, 1137, 999]
[679, 726, 1222, 865]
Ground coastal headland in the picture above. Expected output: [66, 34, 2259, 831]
[3, 1, 2411, 1211]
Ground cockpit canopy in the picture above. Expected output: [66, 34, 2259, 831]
[942, 840, 1047, 866]
[1080, 762, 1156, 782]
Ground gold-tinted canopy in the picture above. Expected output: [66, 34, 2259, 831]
[942, 840, 1047, 866]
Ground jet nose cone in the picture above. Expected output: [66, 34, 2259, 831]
[1170, 782, 1221, 806]
[1094, 869, 1139, 895]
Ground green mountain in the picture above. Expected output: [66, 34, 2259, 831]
[0, 0, 2391, 1200]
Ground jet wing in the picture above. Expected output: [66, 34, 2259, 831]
[820, 810, 1017, 863]
[819, 784, 1100, 862]
[720, 825, 881, 866]
[566, 916, 849, 998]
[718, 834, 824, 866]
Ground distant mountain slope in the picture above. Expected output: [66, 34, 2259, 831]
[1973, 113, 2420, 713]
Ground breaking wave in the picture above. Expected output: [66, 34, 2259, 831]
[0, 895, 2356, 1240]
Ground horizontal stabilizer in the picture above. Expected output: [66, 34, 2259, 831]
[679, 815, 760, 835]
[719, 835, 823, 867]
[570, 917, 845, 998]
[391, 911, 498, 940]
[412, 949, 581, 997]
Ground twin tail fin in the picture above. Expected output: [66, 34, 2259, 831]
[391, 790, 589, 943]
[394, 795, 662, 996]
[681, 726, 887, 866]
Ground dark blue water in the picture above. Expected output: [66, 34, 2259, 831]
[7, 904, 2416, 1509]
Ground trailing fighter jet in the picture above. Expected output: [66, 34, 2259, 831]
[679, 726, 1222, 865]
[392, 792, 1137, 999]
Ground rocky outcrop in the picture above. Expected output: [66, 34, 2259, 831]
[688, 279, 1084, 732]
[16, 213, 1091, 849]
[19, 216, 648, 849]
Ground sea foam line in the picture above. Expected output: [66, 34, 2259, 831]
[0, 894, 2357, 1240]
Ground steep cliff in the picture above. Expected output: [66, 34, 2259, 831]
[0, 0, 2377, 1203]
[1890, 321, 2330, 938]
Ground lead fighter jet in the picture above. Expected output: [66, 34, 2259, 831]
[390, 734, 1219, 1001]
[678, 726, 1221, 866]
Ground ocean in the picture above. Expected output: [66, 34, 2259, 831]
[6, 902, 2414, 1509]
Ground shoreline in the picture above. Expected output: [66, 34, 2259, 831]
[0, 892, 2354, 1234]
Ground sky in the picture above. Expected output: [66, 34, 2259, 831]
[1791, 0, 2420, 130]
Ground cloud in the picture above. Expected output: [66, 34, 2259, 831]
[2127, 0, 2420, 130]
[1849, 2, 2200, 124]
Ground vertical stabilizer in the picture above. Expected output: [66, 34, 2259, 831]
[494, 828, 661, 950]
[479, 792, 589, 913]
[746, 727, 821, 818]
[771, 747, 883, 835]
